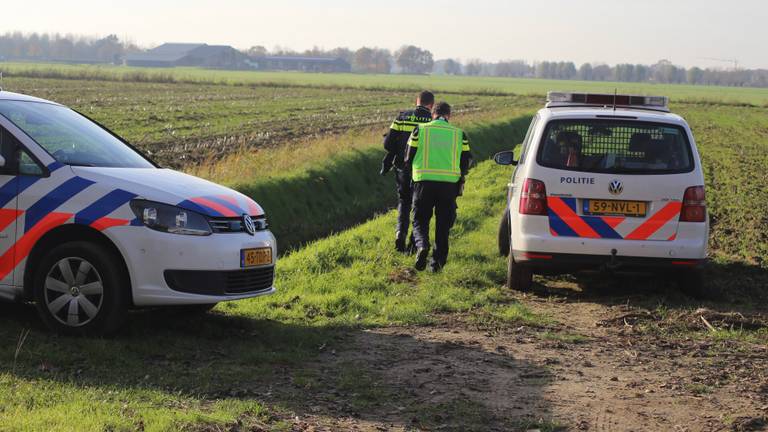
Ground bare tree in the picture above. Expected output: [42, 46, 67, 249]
[352, 47, 391, 74]
[247, 45, 268, 57]
[395, 45, 434, 74]
[465, 59, 483, 76]
[442, 59, 463, 75]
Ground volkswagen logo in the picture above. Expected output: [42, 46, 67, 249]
[608, 179, 624, 195]
[242, 214, 256, 236]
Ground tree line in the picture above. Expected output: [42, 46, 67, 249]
[0, 31, 139, 64]
[2, 32, 767, 88]
[247, 44, 434, 74]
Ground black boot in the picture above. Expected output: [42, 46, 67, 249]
[395, 231, 407, 253]
[414, 248, 429, 271]
[405, 233, 417, 255]
[429, 258, 445, 273]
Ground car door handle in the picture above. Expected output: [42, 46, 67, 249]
[0, 233, 7, 239]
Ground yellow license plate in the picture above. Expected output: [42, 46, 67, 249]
[241, 247, 273, 267]
[587, 199, 647, 217]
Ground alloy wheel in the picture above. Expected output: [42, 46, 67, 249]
[44, 257, 104, 327]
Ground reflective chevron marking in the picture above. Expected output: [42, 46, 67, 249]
[0, 212, 73, 281]
[547, 197, 680, 241]
[24, 177, 95, 233]
[625, 202, 682, 240]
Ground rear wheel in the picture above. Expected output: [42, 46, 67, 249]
[498, 208, 511, 257]
[33, 241, 128, 336]
[506, 244, 532, 291]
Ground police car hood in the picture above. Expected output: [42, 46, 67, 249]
[72, 167, 264, 217]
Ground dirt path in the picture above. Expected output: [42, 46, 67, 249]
[266, 287, 768, 431]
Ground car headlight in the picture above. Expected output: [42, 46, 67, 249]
[130, 199, 212, 236]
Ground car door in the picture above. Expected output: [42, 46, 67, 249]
[0, 126, 20, 292]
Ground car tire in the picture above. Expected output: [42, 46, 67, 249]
[506, 244, 532, 291]
[498, 208, 511, 257]
[33, 241, 129, 336]
[676, 268, 717, 299]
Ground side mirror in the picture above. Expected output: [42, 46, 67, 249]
[0, 155, 5, 168]
[493, 150, 517, 166]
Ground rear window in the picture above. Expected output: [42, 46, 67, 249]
[536, 119, 694, 174]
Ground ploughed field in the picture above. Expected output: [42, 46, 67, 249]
[3, 76, 529, 168]
[0, 68, 766, 431]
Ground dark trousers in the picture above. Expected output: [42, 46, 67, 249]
[412, 181, 458, 266]
[395, 168, 413, 236]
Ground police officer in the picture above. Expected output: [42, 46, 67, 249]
[380, 91, 434, 253]
[405, 102, 472, 272]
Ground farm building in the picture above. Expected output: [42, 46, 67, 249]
[252, 56, 351, 73]
[125, 43, 249, 69]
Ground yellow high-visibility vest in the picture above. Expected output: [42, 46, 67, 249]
[408, 119, 466, 183]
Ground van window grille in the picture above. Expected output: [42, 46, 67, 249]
[537, 120, 694, 174]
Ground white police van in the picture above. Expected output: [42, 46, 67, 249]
[0, 91, 276, 335]
[495, 92, 708, 296]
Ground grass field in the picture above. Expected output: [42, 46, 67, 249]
[0, 66, 766, 430]
[3, 61, 768, 105]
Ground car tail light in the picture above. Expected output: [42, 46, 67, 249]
[680, 186, 706, 222]
[519, 178, 548, 215]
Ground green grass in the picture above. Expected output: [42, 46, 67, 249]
[678, 104, 768, 268]
[708, 328, 768, 344]
[0, 375, 273, 431]
[3, 62, 768, 104]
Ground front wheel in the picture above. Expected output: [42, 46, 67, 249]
[506, 245, 532, 291]
[33, 241, 129, 336]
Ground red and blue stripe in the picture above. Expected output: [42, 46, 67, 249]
[179, 194, 264, 217]
[547, 196, 678, 241]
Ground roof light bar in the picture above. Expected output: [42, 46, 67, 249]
[546, 92, 669, 111]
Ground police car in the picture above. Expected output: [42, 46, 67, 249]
[0, 91, 276, 335]
[494, 92, 708, 296]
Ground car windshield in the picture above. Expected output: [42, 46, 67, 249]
[0, 100, 154, 168]
[537, 119, 693, 174]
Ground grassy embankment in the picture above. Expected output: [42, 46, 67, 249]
[3, 61, 768, 105]
[214, 112, 532, 249]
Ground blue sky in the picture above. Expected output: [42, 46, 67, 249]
[5, 0, 767, 68]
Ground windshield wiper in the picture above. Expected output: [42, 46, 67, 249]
[65, 162, 96, 167]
